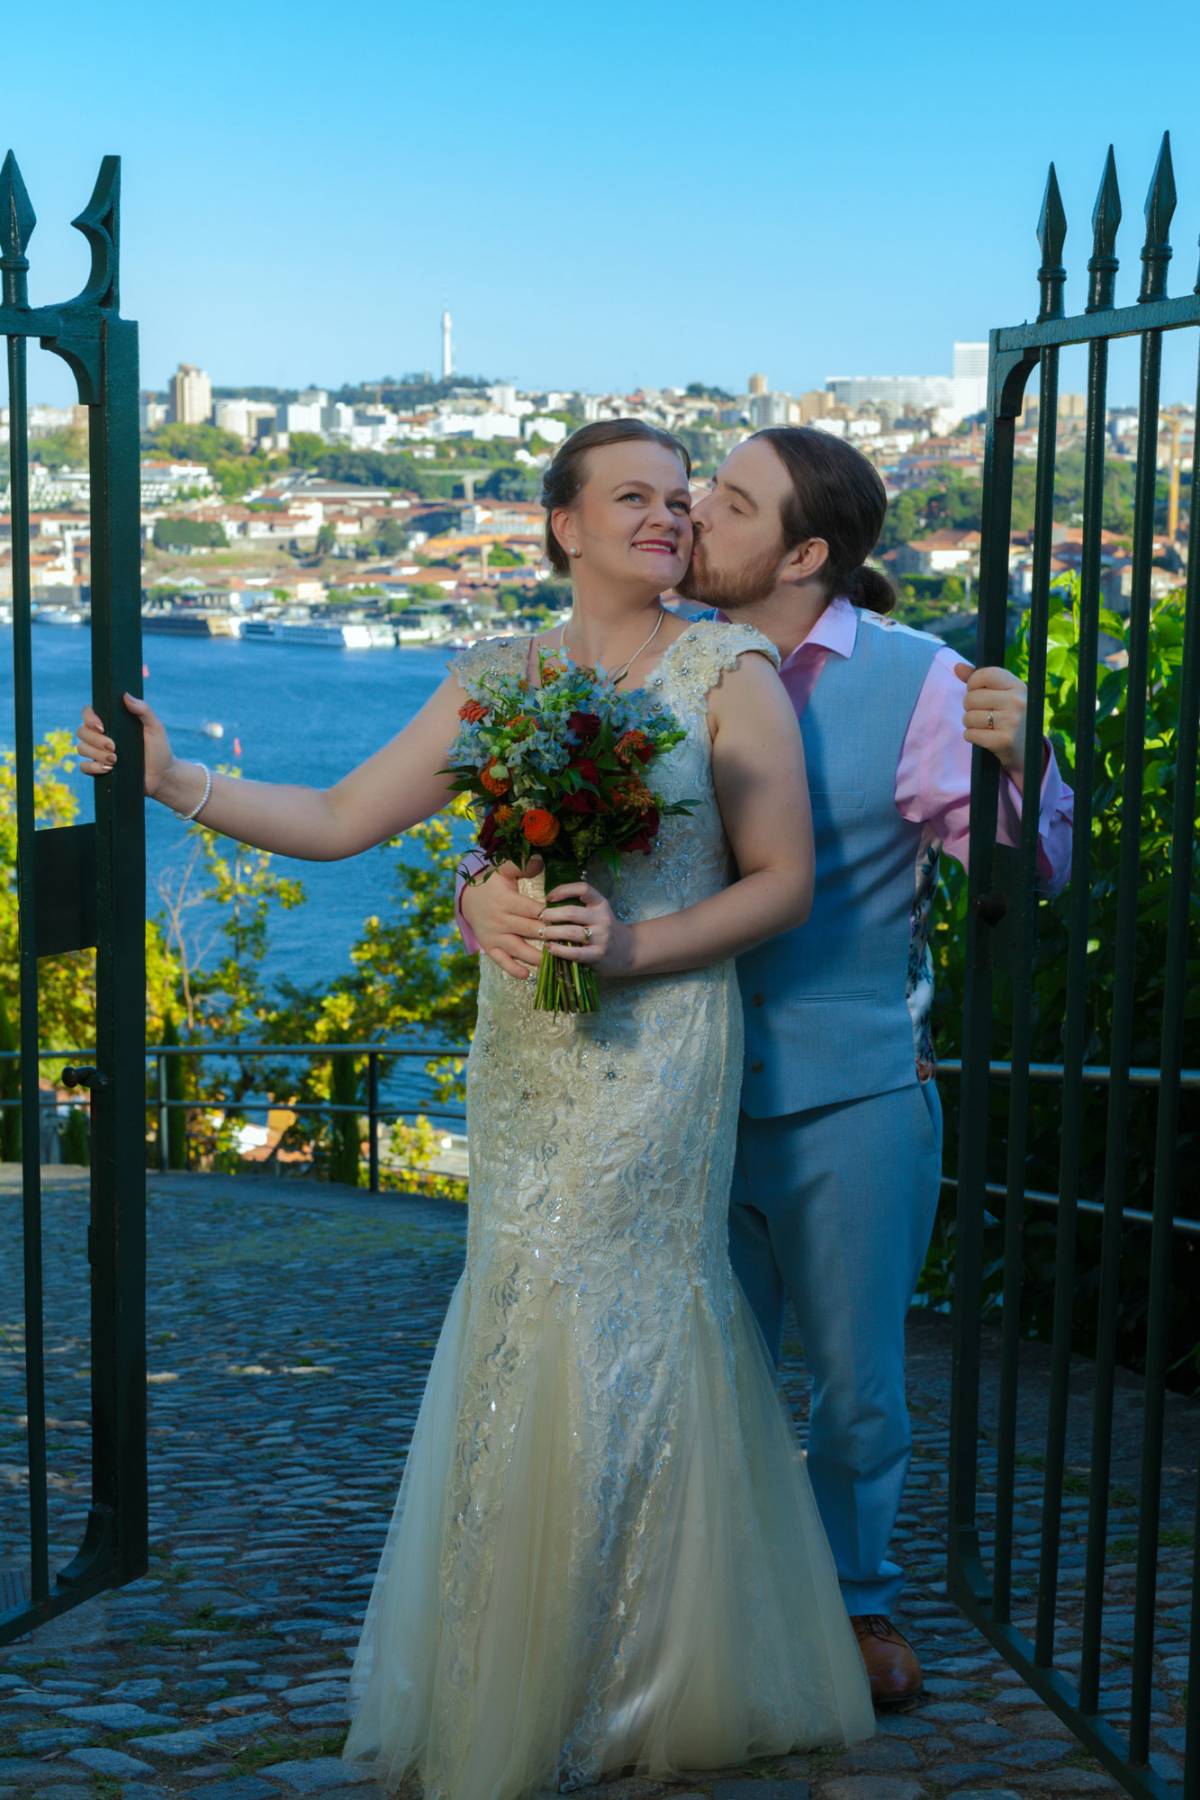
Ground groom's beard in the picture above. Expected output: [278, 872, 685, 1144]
[676, 539, 782, 609]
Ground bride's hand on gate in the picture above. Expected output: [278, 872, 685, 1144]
[76, 694, 175, 796]
[542, 881, 633, 977]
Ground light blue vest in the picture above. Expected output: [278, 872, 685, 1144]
[737, 611, 942, 1118]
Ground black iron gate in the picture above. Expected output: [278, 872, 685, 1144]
[0, 151, 147, 1642]
[948, 136, 1200, 1798]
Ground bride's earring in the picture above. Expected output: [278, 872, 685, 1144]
[569, 547, 581, 558]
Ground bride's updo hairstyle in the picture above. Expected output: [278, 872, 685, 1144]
[541, 419, 692, 575]
[753, 427, 897, 615]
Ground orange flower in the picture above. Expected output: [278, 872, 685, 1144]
[615, 729, 653, 766]
[495, 805, 514, 825]
[616, 779, 653, 812]
[458, 699, 489, 723]
[522, 809, 561, 847]
[480, 758, 510, 796]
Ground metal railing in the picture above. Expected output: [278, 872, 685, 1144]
[1, 1040, 468, 1194]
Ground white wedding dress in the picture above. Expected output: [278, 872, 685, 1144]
[342, 622, 874, 1799]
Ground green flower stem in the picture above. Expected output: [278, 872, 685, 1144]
[533, 860, 600, 1015]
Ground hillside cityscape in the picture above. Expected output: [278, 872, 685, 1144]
[1, 318, 1194, 659]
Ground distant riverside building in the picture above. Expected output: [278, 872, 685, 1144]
[748, 372, 768, 397]
[750, 391, 795, 428]
[169, 363, 212, 425]
[277, 389, 328, 436]
[215, 398, 276, 441]
[826, 374, 957, 417]
[952, 341, 988, 415]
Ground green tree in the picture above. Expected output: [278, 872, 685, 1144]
[152, 517, 226, 553]
[61, 1105, 90, 1166]
[315, 523, 337, 556]
[147, 422, 244, 465]
[31, 425, 89, 470]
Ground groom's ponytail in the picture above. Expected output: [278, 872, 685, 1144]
[753, 428, 897, 615]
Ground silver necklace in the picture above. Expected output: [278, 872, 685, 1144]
[558, 605, 666, 687]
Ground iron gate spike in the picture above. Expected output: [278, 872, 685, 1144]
[1139, 129, 1176, 303]
[1036, 163, 1067, 323]
[1087, 145, 1121, 314]
[0, 149, 35, 308]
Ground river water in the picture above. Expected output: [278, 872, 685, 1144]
[0, 625, 469, 1112]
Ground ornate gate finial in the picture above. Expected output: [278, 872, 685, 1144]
[0, 150, 36, 308]
[71, 155, 121, 312]
[1036, 163, 1067, 323]
[1139, 130, 1176, 304]
[1086, 146, 1121, 314]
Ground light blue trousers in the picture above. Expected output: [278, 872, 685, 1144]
[728, 1079, 943, 1617]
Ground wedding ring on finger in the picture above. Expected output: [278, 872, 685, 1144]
[584, 926, 593, 944]
[987, 710, 996, 731]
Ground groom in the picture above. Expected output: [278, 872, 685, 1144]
[457, 426, 1073, 1705]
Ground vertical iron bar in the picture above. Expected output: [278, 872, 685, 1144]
[85, 311, 148, 1584]
[156, 1051, 167, 1174]
[948, 343, 1030, 1599]
[1081, 323, 1161, 1722]
[993, 342, 1059, 1626]
[1035, 332, 1108, 1667]
[7, 318, 49, 1606]
[1136, 329, 1200, 1773]
[368, 1050, 379, 1193]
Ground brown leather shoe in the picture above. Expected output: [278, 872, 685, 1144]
[850, 1614, 924, 1707]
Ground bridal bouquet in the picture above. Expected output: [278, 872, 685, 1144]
[445, 649, 695, 1013]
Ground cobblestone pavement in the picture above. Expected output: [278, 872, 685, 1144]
[0, 1167, 1191, 1800]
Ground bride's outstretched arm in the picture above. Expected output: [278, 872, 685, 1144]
[75, 676, 467, 861]
[546, 652, 814, 978]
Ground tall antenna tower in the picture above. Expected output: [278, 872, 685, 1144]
[441, 308, 453, 382]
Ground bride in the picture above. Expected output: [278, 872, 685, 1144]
[76, 418, 874, 1798]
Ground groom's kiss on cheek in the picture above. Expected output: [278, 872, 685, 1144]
[677, 435, 831, 617]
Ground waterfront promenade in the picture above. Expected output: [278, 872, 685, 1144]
[0, 1166, 1191, 1800]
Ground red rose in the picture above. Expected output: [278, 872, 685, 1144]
[570, 756, 599, 784]
[624, 806, 661, 853]
[478, 808, 501, 852]
[568, 712, 602, 743]
[562, 790, 597, 814]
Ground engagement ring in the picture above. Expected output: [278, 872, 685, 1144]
[987, 710, 995, 731]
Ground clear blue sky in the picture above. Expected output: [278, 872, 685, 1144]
[3, 0, 1199, 407]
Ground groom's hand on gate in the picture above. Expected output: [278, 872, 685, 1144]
[955, 661, 1029, 785]
[461, 859, 546, 979]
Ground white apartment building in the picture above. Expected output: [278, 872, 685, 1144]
[169, 363, 213, 425]
[750, 391, 795, 428]
[215, 398, 277, 441]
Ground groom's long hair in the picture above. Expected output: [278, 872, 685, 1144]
[754, 428, 896, 614]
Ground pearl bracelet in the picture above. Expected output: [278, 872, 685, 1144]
[173, 761, 213, 823]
